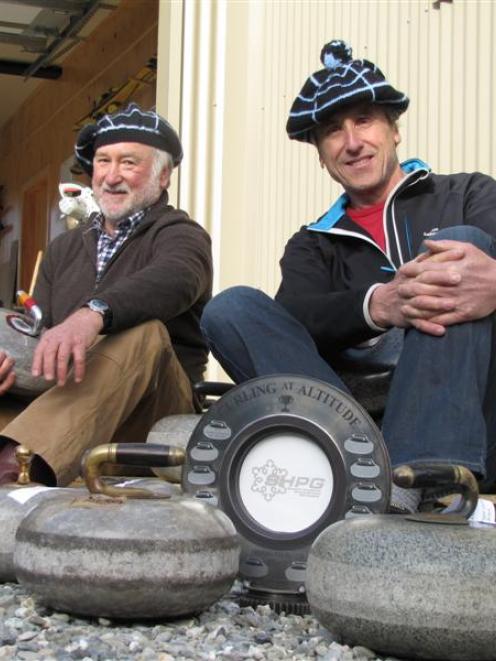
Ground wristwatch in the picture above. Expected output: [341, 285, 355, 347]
[83, 298, 113, 331]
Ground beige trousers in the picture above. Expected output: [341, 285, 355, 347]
[1, 321, 195, 485]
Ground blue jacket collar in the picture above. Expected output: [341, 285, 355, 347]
[308, 158, 430, 232]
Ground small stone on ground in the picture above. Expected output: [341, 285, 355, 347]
[0, 582, 398, 660]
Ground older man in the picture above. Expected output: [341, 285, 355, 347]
[0, 103, 212, 486]
[201, 40, 496, 514]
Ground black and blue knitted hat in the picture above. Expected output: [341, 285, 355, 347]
[286, 40, 409, 143]
[75, 103, 183, 176]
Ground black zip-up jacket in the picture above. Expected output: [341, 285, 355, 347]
[275, 159, 496, 364]
[34, 193, 213, 384]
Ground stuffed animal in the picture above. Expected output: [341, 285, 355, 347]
[58, 183, 99, 229]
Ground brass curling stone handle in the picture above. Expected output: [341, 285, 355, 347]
[393, 463, 479, 519]
[83, 443, 185, 499]
[15, 445, 36, 487]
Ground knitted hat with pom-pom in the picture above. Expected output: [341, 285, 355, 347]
[286, 40, 409, 143]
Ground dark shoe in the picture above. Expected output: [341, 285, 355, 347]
[420, 486, 462, 513]
[388, 503, 413, 515]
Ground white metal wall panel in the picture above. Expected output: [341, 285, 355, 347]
[159, 0, 496, 297]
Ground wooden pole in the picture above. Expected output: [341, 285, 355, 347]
[29, 250, 43, 296]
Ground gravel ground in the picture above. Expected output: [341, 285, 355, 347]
[0, 582, 402, 661]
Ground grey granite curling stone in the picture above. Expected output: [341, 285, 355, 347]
[14, 491, 240, 619]
[0, 484, 85, 583]
[0, 446, 85, 582]
[0, 446, 176, 584]
[306, 514, 496, 660]
[14, 443, 240, 619]
[147, 414, 201, 483]
[0, 308, 49, 398]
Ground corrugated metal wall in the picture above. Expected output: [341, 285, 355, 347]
[158, 0, 496, 374]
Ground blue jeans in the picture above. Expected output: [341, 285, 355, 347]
[201, 226, 496, 479]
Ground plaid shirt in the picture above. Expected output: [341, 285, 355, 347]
[92, 210, 145, 282]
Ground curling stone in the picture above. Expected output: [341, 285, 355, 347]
[0, 446, 88, 582]
[0, 447, 172, 583]
[306, 464, 496, 661]
[14, 443, 240, 619]
[147, 413, 201, 483]
[0, 308, 49, 398]
[182, 375, 391, 613]
[8, 292, 42, 337]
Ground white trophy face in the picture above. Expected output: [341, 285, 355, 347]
[238, 432, 334, 533]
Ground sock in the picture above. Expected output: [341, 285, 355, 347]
[444, 495, 496, 524]
[390, 484, 422, 513]
[469, 499, 496, 523]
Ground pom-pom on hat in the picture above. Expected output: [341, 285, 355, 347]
[286, 39, 409, 143]
[75, 103, 183, 176]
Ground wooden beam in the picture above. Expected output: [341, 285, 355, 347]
[0, 60, 62, 79]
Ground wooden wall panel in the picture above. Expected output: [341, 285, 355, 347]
[20, 178, 48, 292]
[0, 0, 158, 268]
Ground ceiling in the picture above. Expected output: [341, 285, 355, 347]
[0, 0, 119, 129]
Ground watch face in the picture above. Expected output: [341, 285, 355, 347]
[89, 299, 108, 313]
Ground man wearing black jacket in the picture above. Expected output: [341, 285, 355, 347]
[202, 40, 496, 513]
[0, 104, 212, 486]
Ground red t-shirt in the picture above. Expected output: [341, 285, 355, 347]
[347, 203, 386, 252]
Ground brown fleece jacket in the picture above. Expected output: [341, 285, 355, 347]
[33, 193, 213, 383]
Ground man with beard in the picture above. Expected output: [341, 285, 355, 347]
[0, 104, 212, 486]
